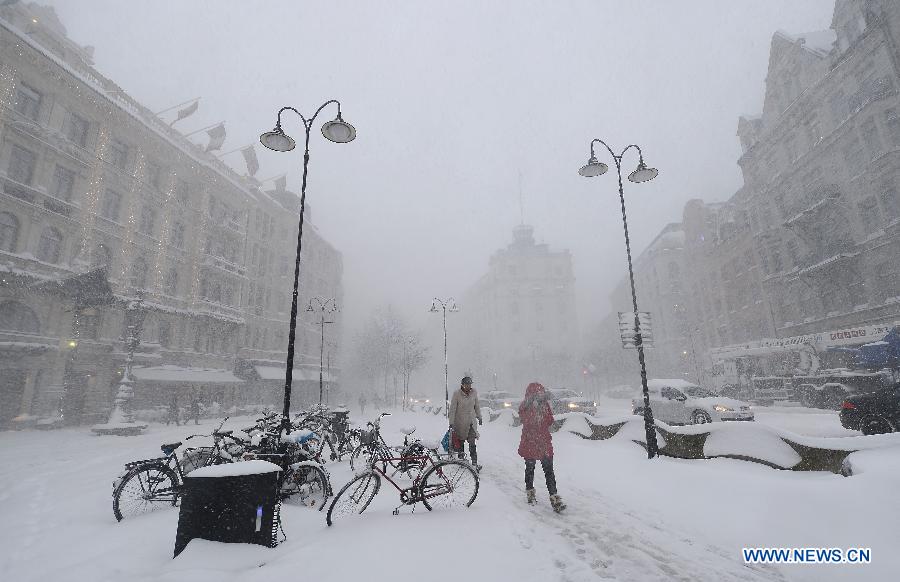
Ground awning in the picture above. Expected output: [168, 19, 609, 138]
[253, 365, 336, 382]
[132, 365, 244, 384]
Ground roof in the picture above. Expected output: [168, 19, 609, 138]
[774, 29, 837, 57]
[254, 365, 336, 382]
[131, 365, 243, 384]
[647, 379, 700, 390]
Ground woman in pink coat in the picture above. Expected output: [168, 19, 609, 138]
[518, 382, 565, 512]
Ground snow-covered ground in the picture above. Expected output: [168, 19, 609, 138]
[1, 407, 898, 582]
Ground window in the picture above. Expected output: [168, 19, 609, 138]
[885, 109, 900, 147]
[63, 112, 89, 147]
[858, 196, 880, 231]
[0, 300, 39, 333]
[36, 227, 63, 263]
[0, 212, 19, 252]
[171, 221, 185, 249]
[829, 90, 846, 125]
[842, 135, 865, 170]
[7, 145, 36, 185]
[138, 205, 156, 236]
[92, 243, 111, 268]
[158, 320, 171, 348]
[880, 183, 899, 220]
[787, 239, 801, 266]
[174, 181, 191, 205]
[107, 139, 129, 170]
[50, 165, 76, 201]
[129, 257, 148, 289]
[860, 117, 882, 156]
[100, 189, 121, 221]
[164, 266, 178, 295]
[80, 312, 100, 339]
[13, 83, 41, 121]
[145, 162, 162, 191]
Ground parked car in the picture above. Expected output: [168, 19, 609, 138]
[546, 388, 597, 415]
[408, 395, 432, 406]
[839, 383, 900, 435]
[480, 390, 522, 411]
[632, 379, 753, 425]
[797, 382, 853, 410]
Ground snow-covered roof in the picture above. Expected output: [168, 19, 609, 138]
[647, 379, 699, 390]
[131, 365, 243, 384]
[775, 29, 837, 57]
[254, 365, 337, 382]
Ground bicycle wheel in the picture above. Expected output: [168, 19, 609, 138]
[113, 463, 179, 521]
[281, 464, 330, 510]
[326, 472, 381, 526]
[420, 460, 479, 511]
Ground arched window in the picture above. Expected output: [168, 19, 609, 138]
[130, 257, 148, 289]
[92, 243, 111, 269]
[36, 227, 63, 263]
[164, 266, 178, 295]
[0, 300, 40, 333]
[0, 212, 19, 252]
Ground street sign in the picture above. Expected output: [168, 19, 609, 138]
[618, 311, 653, 349]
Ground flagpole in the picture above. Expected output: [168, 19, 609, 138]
[181, 121, 225, 138]
[155, 97, 201, 116]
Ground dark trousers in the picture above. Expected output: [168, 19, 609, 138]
[453, 433, 478, 464]
[525, 458, 557, 496]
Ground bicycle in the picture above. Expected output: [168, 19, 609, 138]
[112, 418, 243, 521]
[326, 444, 479, 526]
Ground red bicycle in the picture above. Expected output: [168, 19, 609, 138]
[326, 448, 478, 525]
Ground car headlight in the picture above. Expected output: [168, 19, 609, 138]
[503, 402, 511, 407]
[567, 402, 578, 409]
[713, 405, 732, 412]
[425, 399, 430, 403]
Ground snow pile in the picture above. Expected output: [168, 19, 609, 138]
[189, 460, 281, 478]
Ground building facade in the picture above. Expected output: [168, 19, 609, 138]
[0, 3, 342, 428]
[460, 224, 579, 392]
[593, 0, 900, 390]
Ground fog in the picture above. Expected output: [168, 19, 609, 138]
[46, 0, 832, 337]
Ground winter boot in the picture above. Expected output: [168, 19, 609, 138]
[550, 494, 566, 513]
[526, 488, 537, 505]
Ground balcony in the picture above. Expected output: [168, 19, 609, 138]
[1, 176, 80, 220]
[797, 251, 858, 277]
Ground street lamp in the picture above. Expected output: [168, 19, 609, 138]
[578, 138, 660, 459]
[306, 297, 338, 407]
[429, 298, 459, 418]
[260, 100, 355, 433]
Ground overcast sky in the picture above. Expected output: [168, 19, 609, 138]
[46, 0, 834, 364]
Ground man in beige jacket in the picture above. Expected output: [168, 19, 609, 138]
[449, 376, 483, 470]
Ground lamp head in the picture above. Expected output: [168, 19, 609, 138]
[628, 161, 658, 183]
[260, 125, 295, 152]
[578, 156, 609, 178]
[429, 303, 439, 313]
[321, 114, 356, 143]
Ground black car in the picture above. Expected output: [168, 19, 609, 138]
[839, 383, 900, 435]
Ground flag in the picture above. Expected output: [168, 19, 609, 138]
[173, 100, 199, 124]
[241, 145, 259, 176]
[274, 175, 287, 191]
[205, 123, 226, 152]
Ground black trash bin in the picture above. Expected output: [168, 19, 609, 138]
[174, 460, 281, 558]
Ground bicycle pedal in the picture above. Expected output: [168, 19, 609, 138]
[392, 507, 400, 516]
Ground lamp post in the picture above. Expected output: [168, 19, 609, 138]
[429, 298, 459, 418]
[259, 100, 356, 433]
[306, 297, 338, 407]
[578, 139, 660, 459]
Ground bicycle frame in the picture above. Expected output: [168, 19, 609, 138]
[366, 452, 452, 506]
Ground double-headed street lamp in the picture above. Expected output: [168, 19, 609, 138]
[429, 297, 459, 418]
[307, 297, 338, 406]
[578, 139, 660, 458]
[260, 101, 355, 432]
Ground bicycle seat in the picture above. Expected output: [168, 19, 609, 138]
[420, 439, 439, 450]
[400, 427, 416, 436]
[161, 441, 182, 453]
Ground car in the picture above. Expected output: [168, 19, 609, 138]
[632, 379, 753, 425]
[839, 383, 900, 435]
[408, 395, 432, 406]
[546, 388, 597, 415]
[480, 390, 522, 411]
[797, 382, 853, 410]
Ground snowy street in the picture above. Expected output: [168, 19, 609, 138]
[1, 406, 898, 582]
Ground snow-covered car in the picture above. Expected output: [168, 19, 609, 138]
[481, 390, 522, 410]
[632, 379, 753, 425]
[547, 388, 597, 415]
